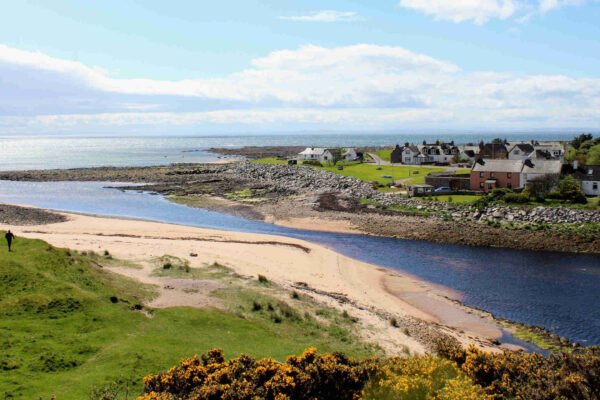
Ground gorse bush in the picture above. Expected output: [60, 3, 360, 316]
[139, 347, 373, 400]
[126, 343, 600, 400]
[436, 338, 600, 400]
[361, 355, 490, 400]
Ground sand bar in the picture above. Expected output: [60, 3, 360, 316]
[2, 209, 503, 354]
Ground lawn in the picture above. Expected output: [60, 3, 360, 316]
[314, 162, 446, 187]
[372, 149, 392, 162]
[251, 157, 288, 164]
[0, 235, 377, 399]
[426, 195, 482, 203]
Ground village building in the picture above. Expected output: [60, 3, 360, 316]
[573, 165, 600, 196]
[476, 143, 509, 160]
[470, 159, 523, 192]
[508, 143, 535, 160]
[390, 142, 459, 165]
[297, 147, 357, 163]
[521, 159, 562, 186]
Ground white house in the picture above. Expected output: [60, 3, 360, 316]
[401, 145, 422, 164]
[298, 147, 333, 162]
[521, 159, 563, 186]
[297, 147, 357, 163]
[574, 165, 600, 196]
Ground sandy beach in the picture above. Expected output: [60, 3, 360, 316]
[2, 208, 506, 355]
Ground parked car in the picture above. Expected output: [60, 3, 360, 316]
[434, 186, 452, 193]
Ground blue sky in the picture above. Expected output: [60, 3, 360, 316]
[0, 0, 599, 134]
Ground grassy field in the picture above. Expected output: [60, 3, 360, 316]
[372, 149, 392, 161]
[313, 162, 446, 187]
[0, 235, 378, 399]
[426, 195, 481, 203]
[251, 157, 288, 164]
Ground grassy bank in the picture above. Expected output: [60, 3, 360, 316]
[0, 235, 378, 399]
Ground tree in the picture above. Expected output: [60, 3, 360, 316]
[526, 174, 560, 201]
[571, 133, 593, 150]
[587, 144, 600, 165]
[558, 175, 587, 204]
[329, 148, 347, 165]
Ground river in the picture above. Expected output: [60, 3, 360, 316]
[0, 180, 598, 347]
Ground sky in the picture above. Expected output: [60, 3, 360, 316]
[0, 0, 599, 135]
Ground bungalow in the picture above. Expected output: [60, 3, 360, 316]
[298, 147, 357, 163]
[407, 184, 435, 197]
[573, 165, 600, 196]
[470, 159, 523, 192]
[298, 147, 333, 162]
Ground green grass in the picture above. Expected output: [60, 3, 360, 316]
[314, 162, 446, 187]
[428, 195, 482, 203]
[252, 157, 447, 187]
[372, 150, 392, 162]
[251, 157, 287, 164]
[0, 235, 379, 399]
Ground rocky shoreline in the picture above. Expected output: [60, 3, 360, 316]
[0, 204, 67, 226]
[0, 161, 599, 254]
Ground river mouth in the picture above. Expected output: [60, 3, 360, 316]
[0, 180, 599, 350]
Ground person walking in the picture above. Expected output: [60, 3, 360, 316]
[5, 230, 15, 252]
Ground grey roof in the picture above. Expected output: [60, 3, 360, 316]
[406, 145, 421, 154]
[472, 159, 524, 173]
[510, 143, 534, 154]
[522, 159, 562, 175]
[573, 165, 600, 181]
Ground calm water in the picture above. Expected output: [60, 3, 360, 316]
[0, 180, 598, 347]
[0, 132, 579, 171]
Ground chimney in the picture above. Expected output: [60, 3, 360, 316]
[573, 160, 578, 170]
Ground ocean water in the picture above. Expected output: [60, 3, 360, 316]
[0, 132, 578, 171]
[0, 180, 598, 348]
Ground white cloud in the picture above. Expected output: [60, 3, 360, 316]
[279, 10, 360, 22]
[398, 0, 588, 24]
[398, 0, 520, 24]
[0, 43, 599, 133]
[538, 0, 582, 13]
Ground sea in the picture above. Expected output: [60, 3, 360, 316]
[0, 132, 582, 171]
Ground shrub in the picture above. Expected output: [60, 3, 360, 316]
[436, 338, 600, 400]
[361, 355, 490, 400]
[503, 193, 530, 204]
[257, 274, 269, 284]
[302, 159, 323, 167]
[489, 187, 512, 200]
[558, 175, 587, 204]
[389, 317, 398, 327]
[141, 348, 372, 400]
[291, 290, 300, 300]
[251, 300, 262, 312]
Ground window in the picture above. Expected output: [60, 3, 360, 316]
[594, 183, 598, 190]
[480, 182, 484, 188]
[488, 183, 493, 190]
[507, 172, 512, 178]
[507, 183, 512, 189]
[514, 150, 520, 155]
[479, 172, 484, 178]
[490, 172, 495, 178]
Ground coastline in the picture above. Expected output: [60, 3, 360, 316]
[1, 207, 511, 355]
[1, 161, 597, 255]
